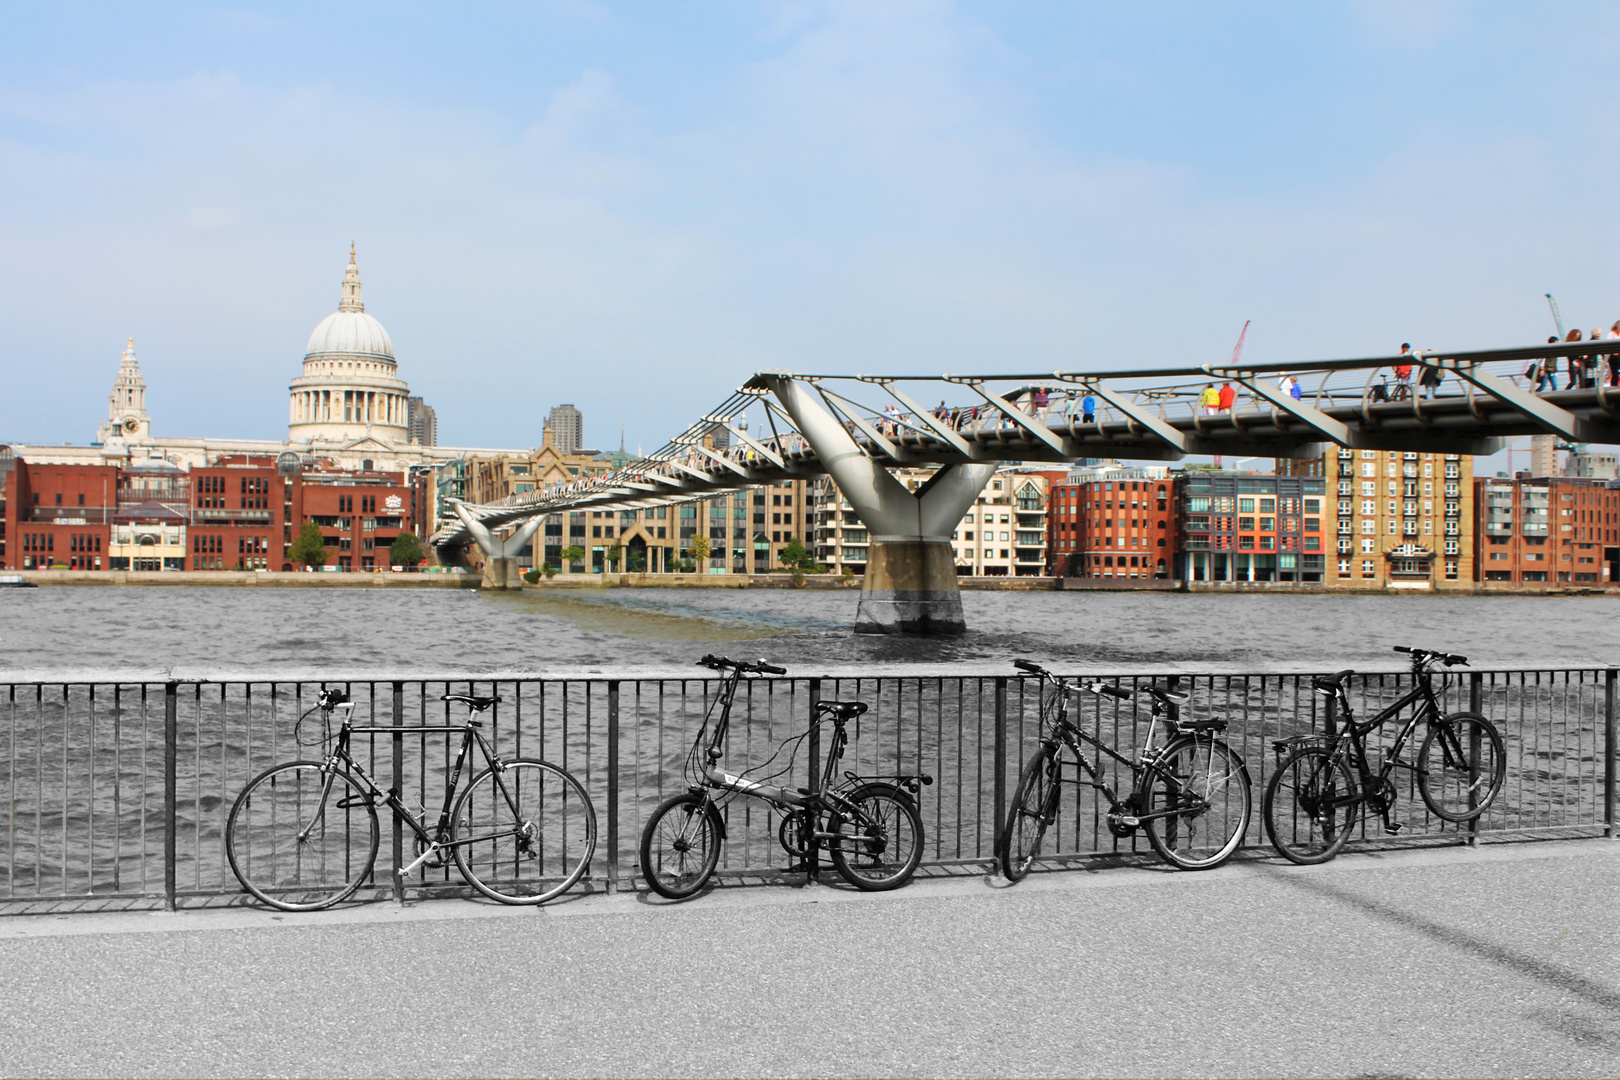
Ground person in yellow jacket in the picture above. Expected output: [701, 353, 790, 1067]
[1200, 383, 1220, 416]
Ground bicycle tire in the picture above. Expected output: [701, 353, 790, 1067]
[828, 783, 924, 891]
[1262, 746, 1358, 865]
[450, 758, 597, 904]
[225, 760, 379, 911]
[1142, 736, 1252, 871]
[639, 791, 722, 899]
[1000, 745, 1060, 882]
[1416, 711, 1506, 823]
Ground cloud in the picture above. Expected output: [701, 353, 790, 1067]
[0, 1, 1614, 457]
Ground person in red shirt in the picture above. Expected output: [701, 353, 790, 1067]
[1217, 382, 1236, 413]
[1394, 343, 1414, 388]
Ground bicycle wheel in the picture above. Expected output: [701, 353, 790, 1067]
[1262, 747, 1358, 865]
[829, 783, 924, 891]
[1142, 736, 1252, 870]
[639, 791, 722, 899]
[450, 758, 597, 904]
[225, 761, 378, 911]
[1416, 712, 1506, 823]
[1000, 745, 1060, 882]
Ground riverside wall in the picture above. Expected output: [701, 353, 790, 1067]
[3, 568, 1612, 596]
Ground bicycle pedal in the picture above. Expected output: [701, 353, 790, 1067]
[1383, 821, 1405, 836]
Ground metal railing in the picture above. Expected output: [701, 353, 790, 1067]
[3, 665, 1615, 911]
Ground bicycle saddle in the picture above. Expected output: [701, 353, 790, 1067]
[442, 694, 501, 712]
[817, 701, 868, 720]
[1149, 688, 1189, 708]
[1312, 670, 1355, 693]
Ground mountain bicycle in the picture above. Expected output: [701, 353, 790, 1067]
[639, 655, 931, 899]
[225, 689, 596, 910]
[999, 660, 1252, 879]
[1262, 646, 1506, 865]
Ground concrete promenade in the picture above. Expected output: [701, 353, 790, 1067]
[2, 839, 1617, 1078]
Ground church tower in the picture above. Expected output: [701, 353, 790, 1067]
[97, 338, 151, 443]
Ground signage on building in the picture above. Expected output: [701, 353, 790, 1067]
[385, 495, 403, 510]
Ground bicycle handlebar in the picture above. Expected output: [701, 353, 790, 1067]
[1393, 645, 1469, 667]
[317, 688, 350, 710]
[1013, 660, 1132, 700]
[696, 654, 787, 676]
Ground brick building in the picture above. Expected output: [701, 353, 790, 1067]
[1474, 475, 1617, 586]
[1055, 469, 1178, 580]
[0, 450, 423, 572]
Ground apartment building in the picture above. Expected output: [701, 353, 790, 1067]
[1048, 465, 1174, 579]
[811, 467, 1049, 577]
[1327, 447, 1473, 589]
[537, 479, 812, 575]
[1474, 475, 1617, 586]
[1177, 472, 1326, 583]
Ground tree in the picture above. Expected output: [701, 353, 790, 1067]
[606, 544, 623, 573]
[779, 537, 812, 570]
[560, 544, 586, 571]
[388, 532, 424, 569]
[287, 522, 329, 569]
[689, 536, 712, 568]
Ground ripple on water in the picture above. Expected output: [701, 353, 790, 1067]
[0, 585, 1616, 678]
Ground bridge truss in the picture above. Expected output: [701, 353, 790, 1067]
[434, 337, 1620, 553]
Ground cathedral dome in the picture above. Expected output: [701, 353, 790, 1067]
[288, 246, 411, 445]
[302, 245, 395, 362]
[304, 309, 394, 361]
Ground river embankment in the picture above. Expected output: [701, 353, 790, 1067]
[4, 568, 1612, 597]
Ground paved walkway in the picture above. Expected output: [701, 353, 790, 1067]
[2, 839, 1618, 1078]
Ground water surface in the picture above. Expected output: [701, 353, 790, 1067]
[2, 585, 1615, 679]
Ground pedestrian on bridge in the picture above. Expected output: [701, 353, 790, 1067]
[1201, 383, 1220, 415]
[1217, 381, 1236, 413]
[1606, 321, 1620, 387]
[1420, 360, 1442, 400]
[1394, 344, 1414, 393]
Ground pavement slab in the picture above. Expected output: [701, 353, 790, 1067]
[1, 838, 1617, 1078]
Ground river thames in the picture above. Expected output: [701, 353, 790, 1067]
[2, 585, 1616, 679]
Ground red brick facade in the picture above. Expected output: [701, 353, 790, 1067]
[0, 453, 422, 572]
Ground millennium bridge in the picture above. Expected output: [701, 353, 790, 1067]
[433, 338, 1620, 634]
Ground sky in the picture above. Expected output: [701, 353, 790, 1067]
[1, 1, 1616, 456]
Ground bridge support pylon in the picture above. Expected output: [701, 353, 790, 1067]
[764, 376, 996, 635]
[450, 500, 544, 590]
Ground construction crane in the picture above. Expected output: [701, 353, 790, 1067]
[1546, 293, 1566, 338]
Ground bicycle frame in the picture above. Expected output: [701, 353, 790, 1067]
[313, 705, 531, 879]
[1044, 688, 1213, 832]
[691, 663, 926, 849]
[1300, 661, 1462, 829]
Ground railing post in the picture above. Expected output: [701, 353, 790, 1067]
[993, 676, 1008, 859]
[606, 681, 620, 894]
[1606, 668, 1617, 839]
[392, 682, 404, 904]
[163, 681, 178, 912]
[806, 677, 821, 882]
[1467, 671, 1484, 846]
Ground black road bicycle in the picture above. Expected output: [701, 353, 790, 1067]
[226, 689, 597, 910]
[639, 655, 932, 899]
[999, 660, 1252, 879]
[1262, 646, 1507, 865]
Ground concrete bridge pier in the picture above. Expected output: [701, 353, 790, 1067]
[449, 500, 543, 591]
[763, 376, 995, 635]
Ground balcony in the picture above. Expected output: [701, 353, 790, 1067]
[194, 508, 272, 523]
